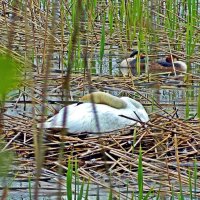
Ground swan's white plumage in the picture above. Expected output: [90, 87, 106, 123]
[38, 92, 149, 133]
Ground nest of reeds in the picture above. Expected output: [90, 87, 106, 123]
[2, 73, 200, 198]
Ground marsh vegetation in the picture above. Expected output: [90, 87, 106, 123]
[0, 0, 200, 199]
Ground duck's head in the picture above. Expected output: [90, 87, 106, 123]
[129, 50, 146, 60]
[129, 50, 139, 58]
[165, 54, 179, 63]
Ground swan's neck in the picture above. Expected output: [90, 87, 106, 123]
[81, 92, 127, 109]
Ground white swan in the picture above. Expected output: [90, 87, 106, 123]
[38, 92, 149, 133]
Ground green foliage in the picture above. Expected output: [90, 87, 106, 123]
[138, 146, 154, 199]
[99, 15, 105, 73]
[185, 91, 190, 119]
[165, 0, 178, 39]
[0, 54, 21, 97]
[193, 159, 197, 199]
[40, 0, 46, 9]
[185, 0, 197, 72]
[108, 2, 114, 36]
[84, 179, 90, 200]
[197, 87, 200, 118]
[138, 146, 143, 199]
[74, 39, 84, 71]
[66, 158, 73, 200]
[77, 180, 84, 200]
[66, 158, 89, 200]
[108, 188, 112, 200]
[188, 169, 192, 200]
[0, 140, 14, 178]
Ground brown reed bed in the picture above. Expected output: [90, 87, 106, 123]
[2, 73, 200, 198]
[1, 0, 200, 65]
[2, 110, 200, 197]
[1, 1, 200, 198]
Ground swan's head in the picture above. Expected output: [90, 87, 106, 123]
[81, 92, 127, 109]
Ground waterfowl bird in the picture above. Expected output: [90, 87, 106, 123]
[154, 55, 187, 74]
[120, 52, 187, 76]
[120, 50, 146, 76]
[38, 92, 149, 133]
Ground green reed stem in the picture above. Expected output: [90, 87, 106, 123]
[66, 158, 73, 200]
[138, 146, 143, 199]
[99, 14, 105, 74]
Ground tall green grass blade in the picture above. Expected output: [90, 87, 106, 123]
[108, 2, 113, 36]
[138, 145, 143, 200]
[143, 187, 153, 200]
[193, 159, 197, 199]
[186, 0, 196, 73]
[131, 190, 134, 200]
[108, 188, 112, 200]
[188, 169, 192, 200]
[0, 141, 14, 200]
[171, 187, 175, 200]
[75, 39, 83, 71]
[0, 141, 14, 178]
[84, 179, 90, 200]
[40, 0, 46, 10]
[178, 192, 185, 200]
[156, 188, 160, 200]
[77, 179, 84, 200]
[99, 14, 105, 74]
[125, 1, 135, 48]
[185, 92, 190, 119]
[75, 158, 78, 200]
[119, 0, 125, 25]
[178, 183, 184, 200]
[72, 0, 77, 26]
[197, 87, 200, 118]
[66, 158, 73, 200]
[126, 179, 129, 200]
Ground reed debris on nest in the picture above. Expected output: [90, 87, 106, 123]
[2, 109, 200, 196]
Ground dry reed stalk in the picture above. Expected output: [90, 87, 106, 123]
[1, 1, 200, 198]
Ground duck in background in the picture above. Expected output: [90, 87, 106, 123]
[120, 51, 187, 76]
[120, 50, 146, 76]
[155, 54, 187, 74]
[37, 91, 149, 133]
